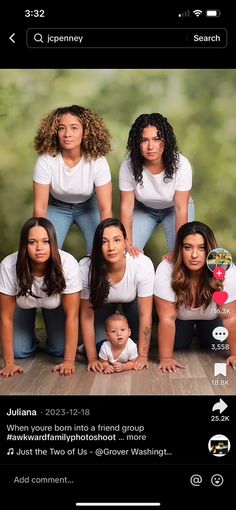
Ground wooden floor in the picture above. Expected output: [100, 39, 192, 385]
[0, 340, 235, 395]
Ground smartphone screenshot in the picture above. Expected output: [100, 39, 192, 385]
[0, 5, 235, 508]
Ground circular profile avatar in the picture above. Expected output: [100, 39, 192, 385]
[208, 434, 231, 457]
[207, 248, 232, 273]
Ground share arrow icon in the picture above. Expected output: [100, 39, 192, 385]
[212, 398, 228, 414]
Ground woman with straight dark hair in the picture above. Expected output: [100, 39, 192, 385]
[0, 217, 82, 377]
[79, 218, 154, 372]
[119, 113, 194, 260]
[154, 221, 236, 373]
[33, 105, 112, 253]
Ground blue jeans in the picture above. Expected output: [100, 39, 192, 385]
[133, 197, 195, 251]
[94, 299, 139, 344]
[47, 193, 100, 253]
[13, 305, 67, 359]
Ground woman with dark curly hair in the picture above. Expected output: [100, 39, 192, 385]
[33, 105, 112, 253]
[119, 113, 194, 261]
[154, 221, 236, 373]
[79, 218, 154, 372]
[0, 218, 82, 377]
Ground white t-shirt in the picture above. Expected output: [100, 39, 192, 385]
[33, 153, 111, 204]
[0, 250, 82, 309]
[79, 253, 154, 303]
[99, 338, 138, 363]
[154, 259, 236, 320]
[119, 154, 192, 209]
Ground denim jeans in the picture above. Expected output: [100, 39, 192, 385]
[94, 299, 139, 344]
[47, 193, 100, 253]
[13, 305, 67, 359]
[133, 197, 195, 251]
[174, 316, 223, 349]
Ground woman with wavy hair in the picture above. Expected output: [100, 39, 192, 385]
[119, 113, 194, 261]
[79, 218, 154, 372]
[154, 221, 236, 373]
[33, 104, 112, 253]
[0, 218, 82, 377]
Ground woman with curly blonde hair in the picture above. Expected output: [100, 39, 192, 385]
[154, 221, 236, 373]
[33, 105, 112, 253]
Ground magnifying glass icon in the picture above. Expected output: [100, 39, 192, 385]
[34, 33, 44, 43]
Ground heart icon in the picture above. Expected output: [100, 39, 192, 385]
[212, 291, 228, 305]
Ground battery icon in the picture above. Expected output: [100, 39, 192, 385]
[206, 9, 221, 17]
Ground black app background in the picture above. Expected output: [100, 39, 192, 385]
[0, 5, 234, 509]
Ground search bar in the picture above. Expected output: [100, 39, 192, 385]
[26, 28, 227, 49]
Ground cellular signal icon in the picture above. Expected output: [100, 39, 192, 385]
[178, 10, 190, 17]
[193, 9, 203, 17]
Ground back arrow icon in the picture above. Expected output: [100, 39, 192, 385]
[9, 33, 15, 43]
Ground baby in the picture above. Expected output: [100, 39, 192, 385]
[99, 313, 138, 374]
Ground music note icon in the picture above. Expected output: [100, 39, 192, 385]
[7, 448, 14, 455]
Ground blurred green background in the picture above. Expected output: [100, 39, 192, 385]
[0, 69, 235, 268]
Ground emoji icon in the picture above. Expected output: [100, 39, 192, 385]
[211, 474, 224, 487]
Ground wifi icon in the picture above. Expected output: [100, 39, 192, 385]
[193, 9, 203, 17]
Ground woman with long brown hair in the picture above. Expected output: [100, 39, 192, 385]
[0, 217, 82, 377]
[79, 218, 154, 372]
[154, 221, 236, 373]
